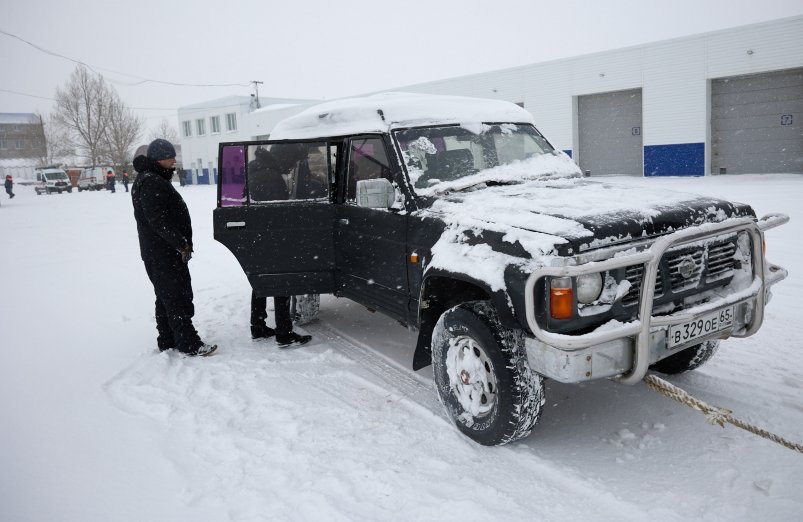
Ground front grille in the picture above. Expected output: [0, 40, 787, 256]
[622, 235, 738, 307]
[707, 241, 738, 282]
[667, 250, 703, 291]
[622, 265, 662, 306]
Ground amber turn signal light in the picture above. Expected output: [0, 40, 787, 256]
[550, 277, 574, 320]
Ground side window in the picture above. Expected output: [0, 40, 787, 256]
[346, 137, 390, 202]
[247, 141, 330, 204]
[219, 145, 246, 207]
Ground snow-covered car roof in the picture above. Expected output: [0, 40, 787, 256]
[269, 92, 535, 140]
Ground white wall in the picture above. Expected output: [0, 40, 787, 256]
[395, 15, 803, 169]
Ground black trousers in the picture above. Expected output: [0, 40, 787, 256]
[250, 292, 292, 336]
[144, 255, 202, 351]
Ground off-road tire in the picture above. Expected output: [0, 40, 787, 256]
[650, 339, 720, 375]
[291, 294, 320, 326]
[432, 300, 544, 446]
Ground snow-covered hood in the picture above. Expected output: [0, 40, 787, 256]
[422, 177, 755, 255]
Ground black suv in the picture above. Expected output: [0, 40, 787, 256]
[214, 93, 788, 446]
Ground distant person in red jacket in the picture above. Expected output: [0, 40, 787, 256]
[122, 171, 130, 192]
[4, 174, 14, 199]
[106, 170, 116, 193]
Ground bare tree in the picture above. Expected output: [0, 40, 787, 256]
[40, 113, 75, 165]
[102, 91, 144, 170]
[53, 65, 113, 166]
[148, 118, 180, 144]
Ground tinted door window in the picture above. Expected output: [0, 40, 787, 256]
[220, 145, 246, 207]
[346, 137, 391, 202]
[247, 142, 329, 203]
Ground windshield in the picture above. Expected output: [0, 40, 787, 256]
[45, 172, 68, 180]
[395, 124, 575, 194]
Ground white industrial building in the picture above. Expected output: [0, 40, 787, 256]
[178, 15, 802, 183]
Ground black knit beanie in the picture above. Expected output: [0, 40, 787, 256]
[147, 139, 176, 161]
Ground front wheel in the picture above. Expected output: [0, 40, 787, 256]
[650, 339, 720, 375]
[432, 300, 545, 446]
[291, 294, 320, 325]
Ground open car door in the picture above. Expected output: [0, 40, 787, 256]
[213, 140, 336, 297]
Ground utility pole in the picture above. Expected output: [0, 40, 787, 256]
[250, 80, 264, 109]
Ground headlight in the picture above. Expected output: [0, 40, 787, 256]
[576, 273, 603, 304]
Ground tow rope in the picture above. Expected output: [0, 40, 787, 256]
[643, 374, 803, 454]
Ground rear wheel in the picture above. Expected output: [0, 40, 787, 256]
[432, 300, 544, 446]
[291, 294, 320, 325]
[650, 339, 720, 375]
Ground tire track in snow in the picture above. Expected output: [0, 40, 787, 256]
[304, 320, 677, 522]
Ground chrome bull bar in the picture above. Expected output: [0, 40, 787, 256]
[523, 214, 789, 385]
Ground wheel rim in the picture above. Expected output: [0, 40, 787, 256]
[445, 335, 498, 418]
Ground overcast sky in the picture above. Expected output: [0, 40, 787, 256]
[2, 0, 802, 135]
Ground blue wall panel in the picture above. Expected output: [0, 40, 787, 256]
[197, 168, 210, 185]
[562, 149, 572, 158]
[644, 143, 704, 177]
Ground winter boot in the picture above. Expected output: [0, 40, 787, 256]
[276, 332, 312, 348]
[251, 324, 276, 339]
[179, 343, 218, 357]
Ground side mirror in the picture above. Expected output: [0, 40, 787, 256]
[356, 178, 395, 209]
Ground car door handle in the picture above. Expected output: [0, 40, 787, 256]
[226, 221, 246, 229]
[339, 218, 350, 226]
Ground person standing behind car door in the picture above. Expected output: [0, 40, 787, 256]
[131, 139, 217, 357]
[247, 144, 312, 347]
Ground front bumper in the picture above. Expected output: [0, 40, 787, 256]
[523, 214, 789, 384]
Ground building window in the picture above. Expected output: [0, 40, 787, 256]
[182, 120, 192, 137]
[0, 139, 7, 150]
[16, 139, 25, 149]
[226, 113, 237, 132]
[210, 115, 221, 134]
[196, 119, 206, 136]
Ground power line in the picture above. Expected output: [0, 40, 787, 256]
[0, 87, 54, 101]
[0, 28, 251, 88]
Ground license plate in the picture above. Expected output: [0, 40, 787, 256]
[668, 306, 734, 348]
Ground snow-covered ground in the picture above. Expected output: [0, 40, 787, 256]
[1, 174, 801, 522]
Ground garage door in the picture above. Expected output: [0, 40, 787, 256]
[712, 68, 803, 174]
[578, 89, 643, 176]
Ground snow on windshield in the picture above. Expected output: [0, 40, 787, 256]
[396, 124, 581, 195]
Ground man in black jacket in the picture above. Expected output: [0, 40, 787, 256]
[131, 139, 217, 357]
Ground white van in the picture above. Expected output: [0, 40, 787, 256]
[35, 167, 72, 195]
[78, 167, 113, 191]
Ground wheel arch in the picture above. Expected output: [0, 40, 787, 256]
[412, 270, 517, 370]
